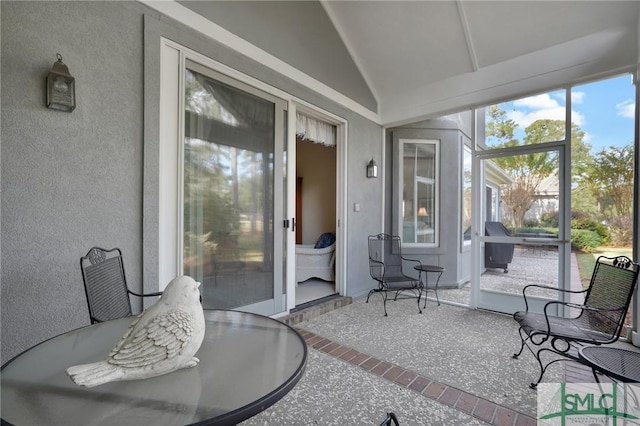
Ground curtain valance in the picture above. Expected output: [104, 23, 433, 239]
[296, 112, 336, 147]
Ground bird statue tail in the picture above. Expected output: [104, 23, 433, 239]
[66, 361, 123, 388]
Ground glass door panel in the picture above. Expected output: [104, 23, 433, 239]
[182, 62, 286, 314]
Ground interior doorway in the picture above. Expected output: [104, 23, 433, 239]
[294, 116, 338, 307]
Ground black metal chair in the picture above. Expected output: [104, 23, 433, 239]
[80, 247, 162, 323]
[366, 234, 423, 316]
[513, 255, 639, 389]
[378, 412, 400, 426]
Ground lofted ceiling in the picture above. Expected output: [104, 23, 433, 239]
[322, 1, 640, 125]
[153, 1, 639, 126]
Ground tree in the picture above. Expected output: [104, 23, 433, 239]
[486, 108, 589, 230]
[585, 144, 634, 218]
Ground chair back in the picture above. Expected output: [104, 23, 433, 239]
[368, 234, 404, 280]
[582, 255, 639, 339]
[80, 247, 133, 323]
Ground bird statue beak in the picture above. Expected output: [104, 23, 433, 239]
[196, 281, 201, 288]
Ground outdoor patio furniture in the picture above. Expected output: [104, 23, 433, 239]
[415, 264, 443, 307]
[579, 346, 640, 383]
[378, 412, 400, 426]
[366, 233, 423, 316]
[485, 221, 514, 273]
[80, 247, 162, 323]
[512, 255, 639, 389]
[296, 232, 336, 283]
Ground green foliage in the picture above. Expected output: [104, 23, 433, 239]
[523, 218, 540, 228]
[515, 227, 558, 237]
[540, 211, 559, 227]
[571, 229, 602, 253]
[585, 144, 634, 218]
[570, 211, 610, 244]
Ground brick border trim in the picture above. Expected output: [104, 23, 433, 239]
[295, 328, 536, 426]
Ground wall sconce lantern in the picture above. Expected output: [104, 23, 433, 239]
[366, 158, 378, 178]
[46, 53, 75, 112]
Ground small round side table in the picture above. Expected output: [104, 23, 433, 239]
[414, 264, 444, 308]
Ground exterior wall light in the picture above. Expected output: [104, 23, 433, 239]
[366, 158, 378, 178]
[47, 53, 75, 112]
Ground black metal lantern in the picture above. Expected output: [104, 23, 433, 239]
[366, 158, 378, 178]
[46, 53, 75, 112]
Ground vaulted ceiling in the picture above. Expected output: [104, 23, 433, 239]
[158, 1, 639, 126]
[322, 1, 639, 125]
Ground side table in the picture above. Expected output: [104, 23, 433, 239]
[578, 346, 640, 383]
[414, 264, 444, 308]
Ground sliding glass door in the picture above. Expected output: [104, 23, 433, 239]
[182, 60, 288, 315]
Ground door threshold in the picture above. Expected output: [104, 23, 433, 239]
[280, 295, 351, 326]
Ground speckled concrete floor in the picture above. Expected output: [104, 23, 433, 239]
[242, 297, 563, 425]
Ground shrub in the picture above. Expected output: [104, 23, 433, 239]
[571, 229, 601, 252]
[570, 214, 611, 245]
[541, 211, 559, 227]
[524, 218, 540, 228]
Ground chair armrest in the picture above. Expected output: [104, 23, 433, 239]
[537, 300, 627, 340]
[128, 289, 162, 298]
[521, 284, 587, 312]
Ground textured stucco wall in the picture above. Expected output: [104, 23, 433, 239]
[1, 1, 148, 363]
[178, 0, 378, 113]
[2, 1, 383, 363]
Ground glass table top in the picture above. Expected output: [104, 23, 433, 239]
[1, 310, 307, 425]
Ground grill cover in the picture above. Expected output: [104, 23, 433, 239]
[485, 221, 514, 272]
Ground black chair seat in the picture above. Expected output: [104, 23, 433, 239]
[512, 255, 639, 389]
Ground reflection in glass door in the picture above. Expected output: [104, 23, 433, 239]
[182, 61, 287, 315]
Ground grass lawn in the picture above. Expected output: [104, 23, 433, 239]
[575, 246, 633, 288]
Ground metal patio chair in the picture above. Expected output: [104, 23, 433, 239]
[366, 234, 423, 316]
[512, 255, 639, 389]
[80, 247, 162, 323]
[377, 412, 400, 426]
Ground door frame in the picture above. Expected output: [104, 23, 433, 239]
[470, 122, 572, 315]
[286, 101, 348, 312]
[158, 38, 347, 316]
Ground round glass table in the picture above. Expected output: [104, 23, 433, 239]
[1, 310, 307, 425]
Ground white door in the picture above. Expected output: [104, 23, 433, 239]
[159, 46, 288, 316]
[471, 137, 572, 315]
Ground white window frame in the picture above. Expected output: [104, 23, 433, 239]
[395, 138, 440, 248]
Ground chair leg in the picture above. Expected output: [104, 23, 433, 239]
[530, 347, 567, 389]
[382, 289, 389, 316]
[512, 327, 527, 358]
[366, 288, 375, 303]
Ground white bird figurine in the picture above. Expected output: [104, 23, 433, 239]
[66, 275, 205, 388]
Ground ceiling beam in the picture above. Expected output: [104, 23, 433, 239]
[456, 1, 479, 73]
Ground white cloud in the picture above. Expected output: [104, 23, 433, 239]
[507, 107, 584, 128]
[571, 91, 585, 104]
[513, 94, 560, 110]
[506, 93, 585, 129]
[616, 99, 635, 118]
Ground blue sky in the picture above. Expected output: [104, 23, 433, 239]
[490, 73, 635, 153]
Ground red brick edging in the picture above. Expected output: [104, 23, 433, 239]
[295, 328, 536, 426]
